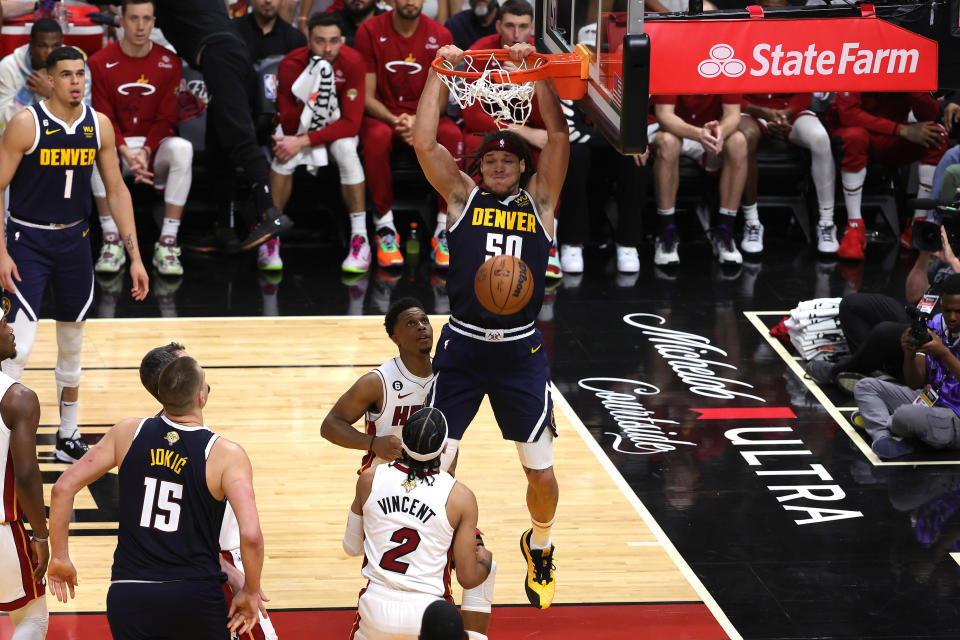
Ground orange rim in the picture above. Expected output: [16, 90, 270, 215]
[431, 49, 587, 84]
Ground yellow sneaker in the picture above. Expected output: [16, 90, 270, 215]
[520, 528, 555, 609]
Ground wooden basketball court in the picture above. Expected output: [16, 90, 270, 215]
[7, 316, 734, 638]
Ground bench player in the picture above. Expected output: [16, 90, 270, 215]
[0, 312, 49, 639]
[0, 46, 149, 465]
[413, 42, 566, 609]
[47, 357, 264, 639]
[343, 407, 493, 640]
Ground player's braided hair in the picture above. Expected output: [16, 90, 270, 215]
[468, 130, 535, 189]
[399, 407, 447, 485]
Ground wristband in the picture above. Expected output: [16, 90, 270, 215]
[31, 535, 48, 543]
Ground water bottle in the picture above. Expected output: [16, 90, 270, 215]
[406, 222, 421, 266]
[52, 3, 70, 34]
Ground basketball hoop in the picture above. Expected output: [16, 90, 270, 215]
[432, 48, 588, 128]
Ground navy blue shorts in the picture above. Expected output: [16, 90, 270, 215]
[5, 219, 94, 322]
[106, 578, 229, 640]
[428, 323, 556, 443]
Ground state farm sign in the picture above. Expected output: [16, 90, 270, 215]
[645, 15, 937, 94]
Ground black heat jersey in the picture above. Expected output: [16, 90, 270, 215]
[8, 102, 99, 225]
[447, 186, 551, 329]
[112, 416, 227, 582]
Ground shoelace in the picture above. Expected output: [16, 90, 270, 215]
[817, 225, 835, 242]
[379, 233, 397, 251]
[533, 551, 555, 584]
[436, 231, 449, 252]
[744, 225, 762, 243]
[350, 236, 365, 257]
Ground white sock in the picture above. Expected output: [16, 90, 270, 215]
[100, 215, 119, 237]
[916, 163, 936, 221]
[530, 516, 555, 550]
[59, 398, 79, 440]
[718, 207, 738, 219]
[435, 212, 447, 235]
[742, 203, 759, 225]
[160, 217, 180, 240]
[842, 168, 866, 221]
[349, 211, 366, 236]
[374, 210, 396, 234]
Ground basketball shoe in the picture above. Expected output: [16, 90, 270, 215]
[546, 243, 562, 279]
[377, 228, 404, 268]
[653, 226, 680, 266]
[520, 528, 555, 609]
[257, 238, 283, 270]
[816, 223, 839, 254]
[152, 235, 183, 276]
[837, 220, 866, 260]
[708, 224, 742, 265]
[241, 206, 293, 251]
[342, 234, 372, 273]
[95, 232, 126, 273]
[55, 436, 89, 464]
[431, 230, 450, 269]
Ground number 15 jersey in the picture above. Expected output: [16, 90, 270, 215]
[447, 186, 551, 329]
[361, 462, 456, 597]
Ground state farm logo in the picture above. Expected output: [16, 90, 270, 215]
[699, 41, 920, 78]
[698, 44, 745, 78]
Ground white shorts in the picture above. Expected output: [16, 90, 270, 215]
[647, 122, 722, 174]
[0, 520, 44, 611]
[352, 582, 445, 640]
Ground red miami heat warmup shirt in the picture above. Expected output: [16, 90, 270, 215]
[354, 11, 453, 116]
[88, 41, 181, 153]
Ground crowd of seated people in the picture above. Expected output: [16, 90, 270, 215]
[2, 0, 959, 287]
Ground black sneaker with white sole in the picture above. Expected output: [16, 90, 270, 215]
[241, 208, 294, 251]
[55, 436, 89, 463]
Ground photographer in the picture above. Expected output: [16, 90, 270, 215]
[852, 274, 960, 459]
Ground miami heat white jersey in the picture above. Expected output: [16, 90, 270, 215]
[361, 462, 456, 597]
[0, 372, 21, 522]
[358, 358, 434, 473]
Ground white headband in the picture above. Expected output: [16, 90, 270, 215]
[401, 409, 449, 462]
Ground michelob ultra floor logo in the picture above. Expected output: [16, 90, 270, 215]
[646, 13, 937, 93]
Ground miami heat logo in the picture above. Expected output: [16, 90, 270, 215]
[118, 74, 156, 96]
[385, 53, 422, 75]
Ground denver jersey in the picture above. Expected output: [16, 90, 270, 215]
[358, 357, 434, 474]
[112, 416, 226, 582]
[361, 462, 455, 597]
[0, 373, 22, 523]
[447, 186, 551, 329]
[9, 102, 100, 225]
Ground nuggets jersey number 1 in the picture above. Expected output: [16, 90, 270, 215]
[447, 187, 551, 329]
[9, 102, 100, 225]
[359, 358, 435, 473]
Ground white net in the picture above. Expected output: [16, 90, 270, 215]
[437, 52, 545, 128]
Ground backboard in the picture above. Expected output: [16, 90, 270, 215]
[537, 0, 649, 154]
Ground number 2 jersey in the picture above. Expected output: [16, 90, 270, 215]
[361, 462, 456, 597]
[358, 357, 435, 474]
[112, 416, 227, 582]
[9, 101, 99, 225]
[447, 186, 551, 330]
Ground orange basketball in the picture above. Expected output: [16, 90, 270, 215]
[474, 254, 534, 316]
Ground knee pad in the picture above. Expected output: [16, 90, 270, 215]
[516, 429, 554, 470]
[440, 438, 459, 472]
[461, 559, 496, 614]
[330, 137, 365, 185]
[55, 321, 84, 389]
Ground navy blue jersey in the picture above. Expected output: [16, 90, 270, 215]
[112, 416, 226, 582]
[447, 187, 551, 329]
[8, 102, 100, 225]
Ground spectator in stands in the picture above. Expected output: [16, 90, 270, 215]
[652, 94, 747, 266]
[739, 94, 839, 255]
[156, 0, 292, 252]
[827, 92, 948, 260]
[234, 0, 307, 62]
[355, 0, 459, 269]
[88, 0, 192, 278]
[332, 0, 389, 46]
[445, 0, 498, 51]
[0, 19, 91, 133]
[853, 274, 960, 459]
[268, 13, 368, 273]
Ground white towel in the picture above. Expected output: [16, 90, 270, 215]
[277, 56, 341, 171]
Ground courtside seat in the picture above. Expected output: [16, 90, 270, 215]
[388, 147, 437, 235]
[754, 137, 813, 242]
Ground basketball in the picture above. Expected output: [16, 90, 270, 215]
[474, 254, 534, 315]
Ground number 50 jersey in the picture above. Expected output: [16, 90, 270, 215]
[112, 416, 227, 582]
[361, 462, 456, 597]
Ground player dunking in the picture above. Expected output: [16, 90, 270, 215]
[0, 46, 149, 464]
[413, 43, 568, 609]
[47, 357, 264, 639]
[0, 313, 49, 639]
[343, 407, 493, 640]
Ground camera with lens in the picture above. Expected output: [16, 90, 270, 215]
[906, 293, 940, 347]
[911, 201, 960, 253]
